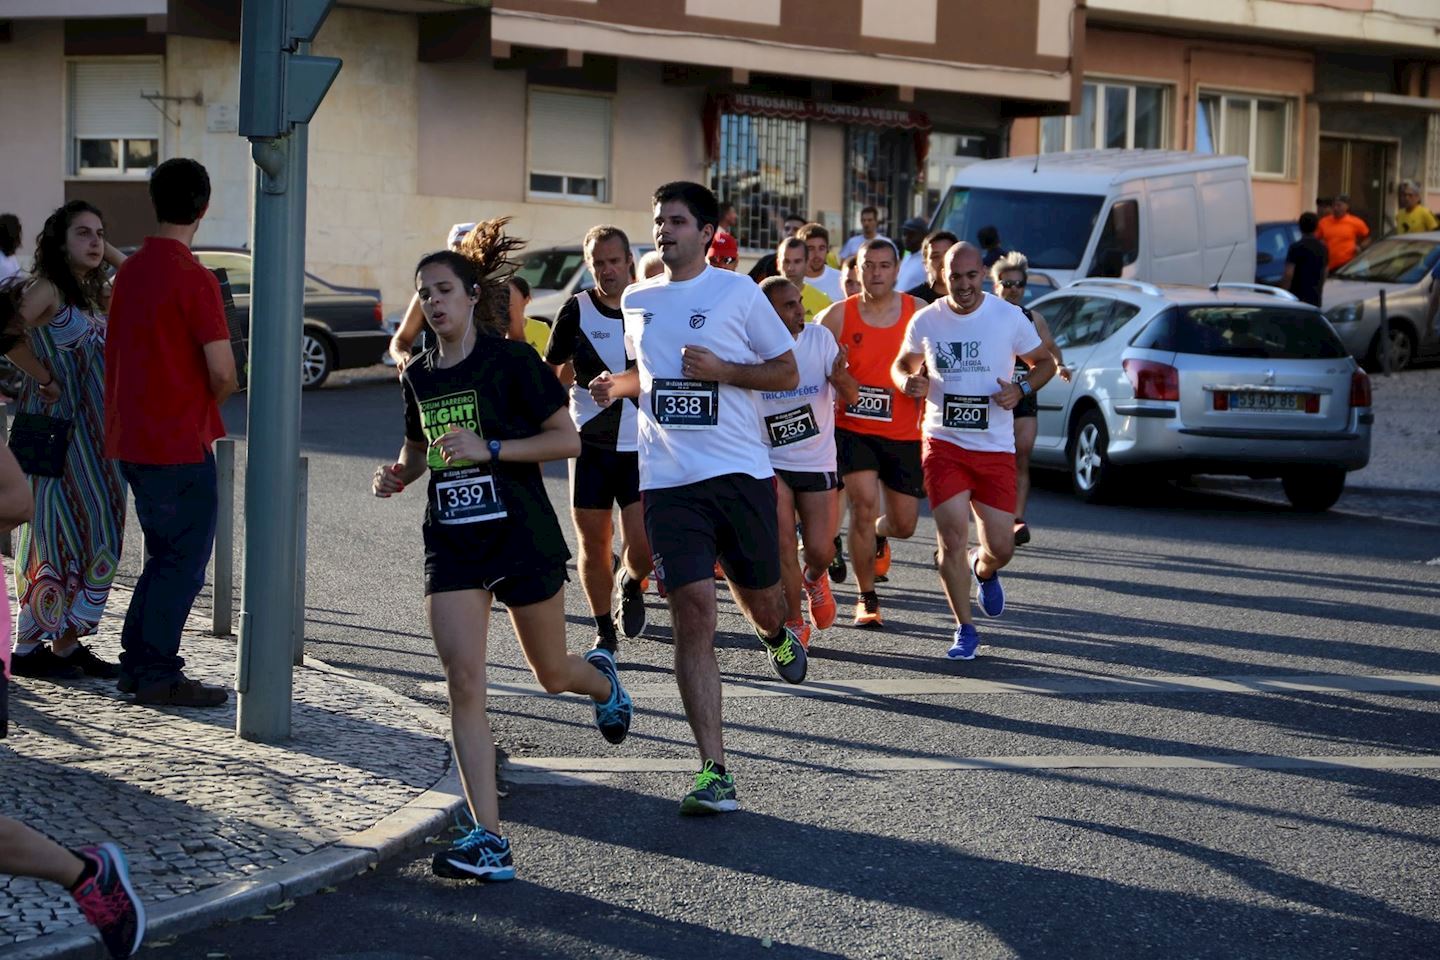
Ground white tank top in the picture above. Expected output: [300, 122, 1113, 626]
[755, 323, 839, 473]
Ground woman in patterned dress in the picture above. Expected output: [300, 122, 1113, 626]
[5, 201, 127, 680]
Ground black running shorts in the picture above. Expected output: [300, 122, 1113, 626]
[835, 428, 925, 499]
[571, 445, 641, 511]
[642, 473, 780, 593]
[775, 468, 840, 494]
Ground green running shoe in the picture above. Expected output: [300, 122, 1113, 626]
[679, 759, 738, 815]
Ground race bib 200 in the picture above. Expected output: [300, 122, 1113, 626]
[433, 466, 507, 525]
[942, 394, 990, 430]
[765, 405, 819, 447]
[653, 378, 719, 429]
[845, 384, 893, 422]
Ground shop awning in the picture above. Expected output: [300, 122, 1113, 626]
[705, 93, 933, 167]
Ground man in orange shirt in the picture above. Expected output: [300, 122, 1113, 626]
[1315, 194, 1370, 272]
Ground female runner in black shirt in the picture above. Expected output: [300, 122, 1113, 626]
[372, 221, 632, 882]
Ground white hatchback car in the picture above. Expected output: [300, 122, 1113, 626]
[1027, 279, 1373, 511]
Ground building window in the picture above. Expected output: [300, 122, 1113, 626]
[527, 90, 611, 203]
[1042, 80, 1169, 154]
[68, 59, 163, 177]
[708, 113, 808, 252]
[1195, 91, 1293, 178]
[1426, 115, 1440, 194]
[924, 132, 992, 216]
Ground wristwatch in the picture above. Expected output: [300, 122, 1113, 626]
[1018, 380, 1034, 398]
[487, 439, 502, 462]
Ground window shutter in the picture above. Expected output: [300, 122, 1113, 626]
[528, 91, 610, 180]
[71, 60, 164, 139]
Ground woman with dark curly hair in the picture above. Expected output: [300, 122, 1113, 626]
[0, 214, 22, 283]
[5, 201, 127, 680]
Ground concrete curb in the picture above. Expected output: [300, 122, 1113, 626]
[0, 659, 465, 960]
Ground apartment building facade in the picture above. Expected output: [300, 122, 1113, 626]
[0, 0, 1081, 310]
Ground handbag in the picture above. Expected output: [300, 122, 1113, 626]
[9, 409, 74, 478]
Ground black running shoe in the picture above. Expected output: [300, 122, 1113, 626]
[1014, 521, 1031, 547]
[63, 643, 119, 679]
[617, 573, 647, 638]
[591, 633, 619, 655]
[829, 534, 847, 583]
[70, 843, 146, 959]
[10, 645, 82, 680]
[432, 826, 516, 882]
[759, 625, 807, 684]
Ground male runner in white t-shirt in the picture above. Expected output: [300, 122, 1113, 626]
[589, 181, 806, 816]
[756, 276, 858, 649]
[797, 223, 844, 302]
[778, 237, 831, 323]
[892, 243, 1057, 660]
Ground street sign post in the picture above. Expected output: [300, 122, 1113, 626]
[235, 0, 341, 742]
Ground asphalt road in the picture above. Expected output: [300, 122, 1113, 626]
[138, 366, 1440, 959]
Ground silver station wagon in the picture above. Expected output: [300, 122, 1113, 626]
[1027, 279, 1373, 511]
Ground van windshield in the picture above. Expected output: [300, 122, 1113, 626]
[934, 188, 1104, 270]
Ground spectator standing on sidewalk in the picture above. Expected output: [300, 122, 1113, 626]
[104, 158, 237, 707]
[978, 225, 1007, 269]
[748, 212, 806, 282]
[7, 203, 127, 681]
[1395, 180, 1438, 235]
[839, 206, 888, 261]
[0, 214, 22, 283]
[894, 217, 930, 293]
[1315, 194, 1370, 273]
[1282, 212, 1328, 308]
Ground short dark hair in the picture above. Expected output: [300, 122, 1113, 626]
[759, 275, 797, 301]
[797, 222, 830, 245]
[582, 224, 632, 260]
[1298, 212, 1319, 234]
[782, 212, 804, 225]
[652, 181, 719, 235]
[719, 201, 735, 215]
[977, 225, 1000, 248]
[509, 275, 531, 299]
[0, 214, 20, 258]
[859, 237, 900, 261]
[149, 158, 211, 225]
[922, 230, 958, 256]
[860, 205, 879, 218]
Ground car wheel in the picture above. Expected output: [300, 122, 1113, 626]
[1069, 409, 1122, 503]
[1367, 323, 1415, 372]
[1281, 468, 1345, 512]
[301, 327, 335, 390]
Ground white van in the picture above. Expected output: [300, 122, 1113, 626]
[932, 149, 1255, 287]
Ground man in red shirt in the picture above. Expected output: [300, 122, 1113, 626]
[1315, 193, 1370, 272]
[105, 158, 237, 707]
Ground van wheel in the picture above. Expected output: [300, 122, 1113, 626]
[1069, 409, 1123, 503]
[1281, 468, 1345, 512]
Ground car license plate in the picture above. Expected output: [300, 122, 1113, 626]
[1225, 392, 1307, 412]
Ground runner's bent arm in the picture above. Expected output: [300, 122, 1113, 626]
[828, 346, 860, 406]
[431, 406, 580, 465]
[388, 293, 425, 369]
[1029, 308, 1068, 380]
[993, 349, 1057, 410]
[892, 349, 928, 397]
[681, 344, 797, 392]
[542, 298, 581, 389]
[589, 368, 640, 406]
[373, 439, 427, 496]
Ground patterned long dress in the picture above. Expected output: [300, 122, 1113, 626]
[12, 302, 126, 646]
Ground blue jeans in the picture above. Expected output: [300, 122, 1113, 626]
[118, 453, 218, 687]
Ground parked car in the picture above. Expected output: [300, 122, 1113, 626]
[521, 244, 655, 321]
[1020, 271, 1058, 308]
[1255, 220, 1301, 287]
[1027, 278, 1372, 511]
[194, 250, 389, 389]
[1320, 232, 1440, 371]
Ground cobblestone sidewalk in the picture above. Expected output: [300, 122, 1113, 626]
[1, 586, 454, 952]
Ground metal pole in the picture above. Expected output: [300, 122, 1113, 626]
[292, 456, 309, 666]
[0, 406, 10, 558]
[212, 438, 236, 636]
[236, 129, 301, 743]
[1378, 288, 1392, 377]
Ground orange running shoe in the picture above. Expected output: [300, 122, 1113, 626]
[786, 617, 812, 650]
[874, 536, 891, 578]
[803, 571, 837, 630]
[852, 594, 883, 628]
[714, 562, 725, 581]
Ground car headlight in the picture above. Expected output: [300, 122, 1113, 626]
[1324, 302, 1363, 325]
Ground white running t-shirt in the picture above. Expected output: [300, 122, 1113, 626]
[622, 266, 796, 490]
[755, 323, 840, 473]
[900, 293, 1042, 454]
[807, 265, 844, 303]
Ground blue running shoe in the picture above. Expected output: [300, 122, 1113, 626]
[432, 826, 516, 882]
[947, 624, 980, 660]
[759, 625, 808, 684]
[971, 551, 1005, 618]
[71, 843, 146, 959]
[585, 648, 633, 745]
[679, 760, 738, 815]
